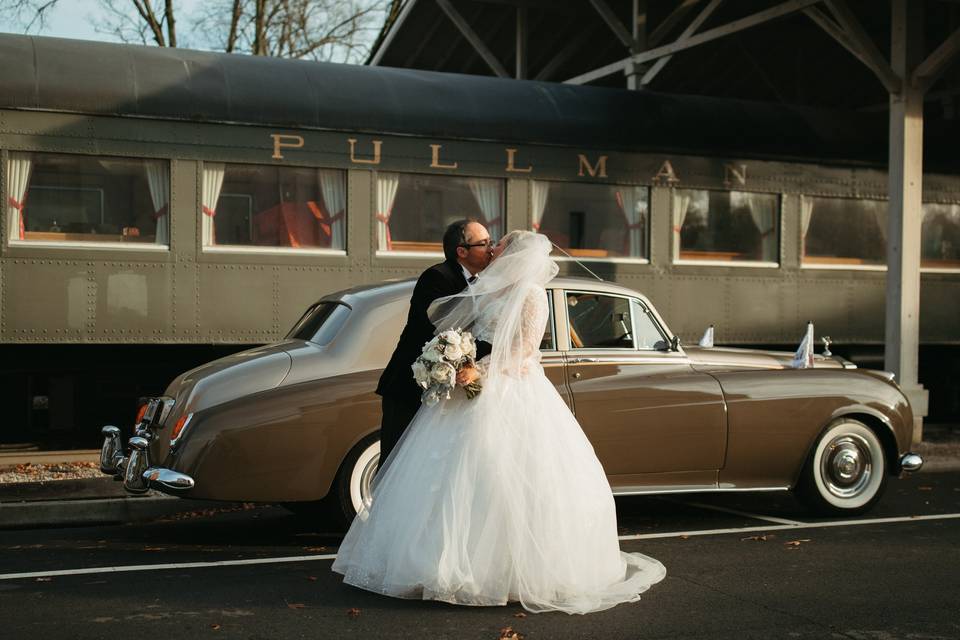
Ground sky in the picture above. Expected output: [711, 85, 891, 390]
[0, 0, 382, 61]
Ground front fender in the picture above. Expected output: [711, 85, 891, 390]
[161, 370, 383, 502]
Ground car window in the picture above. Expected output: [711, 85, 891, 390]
[630, 299, 669, 350]
[540, 291, 555, 351]
[567, 292, 635, 349]
[285, 301, 351, 346]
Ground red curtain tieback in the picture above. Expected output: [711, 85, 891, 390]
[202, 205, 216, 217]
[8, 196, 24, 210]
[153, 204, 169, 219]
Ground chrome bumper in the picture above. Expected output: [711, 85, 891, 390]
[99, 425, 194, 495]
[899, 452, 924, 473]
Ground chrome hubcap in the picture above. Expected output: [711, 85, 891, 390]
[358, 452, 380, 510]
[821, 434, 872, 498]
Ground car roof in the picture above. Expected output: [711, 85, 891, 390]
[326, 275, 650, 308]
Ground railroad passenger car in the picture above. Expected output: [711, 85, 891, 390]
[1, 34, 958, 447]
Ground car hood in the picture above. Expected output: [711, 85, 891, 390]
[683, 345, 847, 370]
[164, 341, 296, 416]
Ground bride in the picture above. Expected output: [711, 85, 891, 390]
[332, 230, 666, 614]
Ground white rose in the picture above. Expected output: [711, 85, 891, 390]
[431, 362, 456, 385]
[443, 343, 463, 361]
[421, 346, 442, 362]
[441, 330, 461, 345]
[411, 360, 429, 388]
[459, 331, 474, 349]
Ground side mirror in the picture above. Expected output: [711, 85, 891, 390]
[670, 336, 681, 351]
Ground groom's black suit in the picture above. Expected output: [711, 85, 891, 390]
[376, 258, 490, 463]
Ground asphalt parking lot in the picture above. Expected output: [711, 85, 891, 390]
[1, 470, 958, 640]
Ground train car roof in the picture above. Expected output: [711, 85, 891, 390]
[0, 33, 894, 165]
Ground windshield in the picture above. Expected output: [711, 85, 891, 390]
[285, 301, 351, 346]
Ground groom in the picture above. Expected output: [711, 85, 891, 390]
[375, 219, 494, 463]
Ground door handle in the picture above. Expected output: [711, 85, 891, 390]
[569, 357, 598, 364]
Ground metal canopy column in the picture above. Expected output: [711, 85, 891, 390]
[886, 0, 928, 442]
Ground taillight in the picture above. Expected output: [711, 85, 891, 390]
[135, 403, 148, 424]
[170, 413, 192, 443]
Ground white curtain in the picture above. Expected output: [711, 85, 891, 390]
[201, 163, 225, 246]
[468, 179, 503, 240]
[874, 201, 888, 241]
[672, 191, 692, 258]
[376, 172, 400, 251]
[319, 169, 346, 250]
[6, 153, 32, 241]
[734, 191, 776, 261]
[145, 161, 170, 245]
[800, 196, 815, 257]
[615, 188, 644, 257]
[530, 181, 550, 231]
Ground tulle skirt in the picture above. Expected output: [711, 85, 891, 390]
[331, 366, 666, 614]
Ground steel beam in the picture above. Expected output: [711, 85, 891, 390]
[370, 0, 420, 66]
[648, 0, 703, 48]
[885, 0, 928, 442]
[823, 0, 900, 94]
[534, 25, 596, 81]
[588, 0, 638, 51]
[516, 5, 528, 79]
[435, 0, 510, 78]
[913, 26, 960, 93]
[641, 0, 723, 86]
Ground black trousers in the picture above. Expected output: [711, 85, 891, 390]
[379, 394, 422, 465]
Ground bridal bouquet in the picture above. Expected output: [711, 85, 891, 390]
[412, 329, 482, 406]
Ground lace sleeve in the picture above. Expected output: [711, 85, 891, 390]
[519, 287, 549, 363]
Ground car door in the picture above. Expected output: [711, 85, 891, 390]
[562, 290, 727, 490]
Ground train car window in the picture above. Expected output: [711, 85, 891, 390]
[533, 181, 648, 259]
[673, 188, 779, 264]
[801, 196, 886, 267]
[202, 163, 346, 251]
[377, 173, 504, 253]
[567, 292, 635, 350]
[285, 301, 351, 346]
[7, 152, 169, 246]
[921, 203, 960, 270]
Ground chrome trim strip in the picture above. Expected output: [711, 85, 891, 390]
[612, 485, 790, 496]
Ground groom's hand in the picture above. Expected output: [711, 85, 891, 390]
[456, 366, 480, 386]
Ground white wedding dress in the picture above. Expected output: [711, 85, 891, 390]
[332, 233, 665, 615]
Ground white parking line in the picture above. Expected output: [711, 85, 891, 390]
[2, 512, 958, 582]
[617, 512, 960, 540]
[0, 553, 338, 581]
[658, 497, 804, 525]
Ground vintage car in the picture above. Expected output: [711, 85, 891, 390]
[100, 276, 924, 524]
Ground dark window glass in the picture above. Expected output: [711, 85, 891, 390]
[286, 302, 351, 346]
[802, 196, 886, 266]
[567, 292, 635, 349]
[377, 173, 503, 252]
[921, 203, 960, 268]
[205, 163, 346, 250]
[10, 152, 169, 245]
[534, 181, 648, 259]
[674, 189, 779, 263]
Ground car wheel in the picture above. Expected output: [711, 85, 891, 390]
[331, 432, 380, 526]
[797, 418, 887, 516]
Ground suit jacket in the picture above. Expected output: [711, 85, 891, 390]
[376, 259, 491, 401]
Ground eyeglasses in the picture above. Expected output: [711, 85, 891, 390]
[460, 239, 492, 249]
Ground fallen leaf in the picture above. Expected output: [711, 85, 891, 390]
[210, 624, 221, 631]
[679, 535, 689, 540]
[784, 539, 812, 548]
[499, 626, 525, 640]
[287, 603, 305, 610]
[346, 608, 361, 618]
[306, 576, 318, 582]
[513, 612, 527, 618]
[918, 486, 934, 491]
[741, 535, 771, 542]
